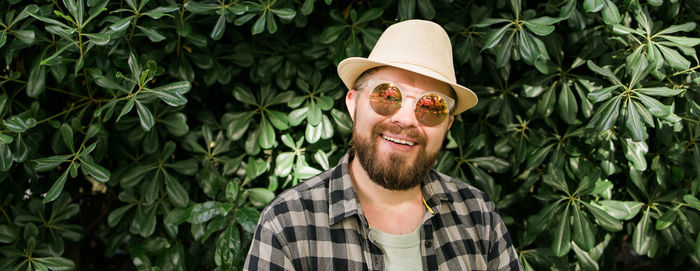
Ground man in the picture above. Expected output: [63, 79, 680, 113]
[244, 19, 521, 270]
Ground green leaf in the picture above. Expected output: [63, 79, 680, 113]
[587, 86, 619, 103]
[232, 85, 257, 105]
[235, 207, 259, 233]
[524, 19, 556, 36]
[251, 14, 265, 35]
[468, 157, 509, 173]
[600, 0, 621, 24]
[80, 158, 110, 183]
[552, 204, 571, 257]
[120, 165, 154, 188]
[572, 242, 599, 271]
[85, 33, 110, 45]
[188, 201, 221, 224]
[107, 204, 133, 227]
[636, 87, 683, 97]
[226, 181, 239, 202]
[34, 154, 73, 172]
[257, 118, 275, 149]
[0, 30, 6, 49]
[559, 83, 578, 124]
[0, 224, 17, 243]
[624, 137, 648, 171]
[210, 15, 226, 40]
[596, 200, 643, 220]
[150, 81, 190, 107]
[60, 123, 74, 152]
[483, 24, 512, 50]
[398, 0, 415, 19]
[95, 75, 129, 93]
[331, 109, 353, 134]
[657, 44, 690, 70]
[518, 31, 540, 64]
[164, 171, 189, 208]
[684, 194, 700, 209]
[4, 116, 37, 132]
[275, 152, 294, 177]
[27, 59, 46, 97]
[658, 35, 700, 48]
[117, 96, 136, 122]
[583, 201, 623, 232]
[33, 257, 75, 270]
[0, 144, 12, 171]
[43, 168, 70, 203]
[355, 8, 383, 24]
[587, 61, 621, 85]
[475, 17, 510, 28]
[109, 16, 132, 31]
[288, 107, 309, 126]
[0, 134, 12, 145]
[247, 188, 275, 206]
[636, 93, 671, 118]
[271, 8, 295, 20]
[135, 101, 154, 131]
[161, 113, 189, 136]
[572, 205, 596, 251]
[589, 95, 622, 131]
[319, 25, 347, 44]
[633, 209, 652, 255]
[656, 22, 696, 35]
[655, 208, 678, 230]
[266, 110, 289, 130]
[525, 143, 553, 171]
[138, 26, 166, 42]
[626, 99, 646, 142]
[416, 0, 435, 19]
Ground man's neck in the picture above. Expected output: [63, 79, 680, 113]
[349, 156, 425, 234]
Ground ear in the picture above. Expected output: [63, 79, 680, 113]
[345, 89, 358, 122]
[446, 115, 455, 130]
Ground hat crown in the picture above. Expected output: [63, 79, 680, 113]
[368, 20, 456, 83]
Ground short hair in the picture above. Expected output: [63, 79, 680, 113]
[353, 67, 383, 91]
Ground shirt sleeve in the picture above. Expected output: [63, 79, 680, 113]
[244, 213, 296, 271]
[486, 203, 522, 271]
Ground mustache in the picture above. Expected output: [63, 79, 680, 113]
[371, 121, 426, 145]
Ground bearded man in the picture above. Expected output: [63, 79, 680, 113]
[244, 19, 521, 271]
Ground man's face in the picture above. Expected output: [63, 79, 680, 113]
[346, 67, 455, 190]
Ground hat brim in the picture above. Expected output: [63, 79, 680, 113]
[338, 57, 478, 114]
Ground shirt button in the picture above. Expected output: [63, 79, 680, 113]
[425, 240, 432, 248]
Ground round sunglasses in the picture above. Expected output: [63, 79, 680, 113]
[365, 80, 455, 127]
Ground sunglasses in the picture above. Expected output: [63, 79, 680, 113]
[365, 80, 455, 127]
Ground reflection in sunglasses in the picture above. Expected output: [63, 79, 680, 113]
[368, 82, 451, 127]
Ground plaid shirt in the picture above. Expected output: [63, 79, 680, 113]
[244, 150, 521, 270]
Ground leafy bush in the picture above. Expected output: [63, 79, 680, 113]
[0, 0, 699, 270]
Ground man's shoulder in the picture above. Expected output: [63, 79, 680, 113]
[431, 170, 492, 201]
[429, 170, 497, 213]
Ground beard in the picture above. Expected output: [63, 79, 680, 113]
[352, 120, 441, 191]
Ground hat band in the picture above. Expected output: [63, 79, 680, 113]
[374, 60, 454, 83]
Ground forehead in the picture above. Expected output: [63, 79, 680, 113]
[365, 67, 453, 98]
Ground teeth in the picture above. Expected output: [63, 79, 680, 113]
[382, 135, 415, 146]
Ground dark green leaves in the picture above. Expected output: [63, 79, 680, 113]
[2, 1, 699, 270]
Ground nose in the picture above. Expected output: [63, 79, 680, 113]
[389, 96, 419, 127]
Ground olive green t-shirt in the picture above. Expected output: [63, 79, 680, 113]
[370, 226, 422, 271]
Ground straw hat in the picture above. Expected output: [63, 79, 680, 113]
[337, 19, 477, 114]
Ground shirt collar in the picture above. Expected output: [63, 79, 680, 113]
[327, 149, 453, 226]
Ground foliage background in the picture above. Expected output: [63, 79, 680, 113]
[0, 0, 699, 270]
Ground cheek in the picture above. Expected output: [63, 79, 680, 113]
[425, 126, 449, 150]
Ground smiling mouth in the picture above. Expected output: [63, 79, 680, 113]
[382, 135, 416, 146]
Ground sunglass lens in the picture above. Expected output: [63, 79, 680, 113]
[369, 83, 402, 116]
[415, 94, 448, 126]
